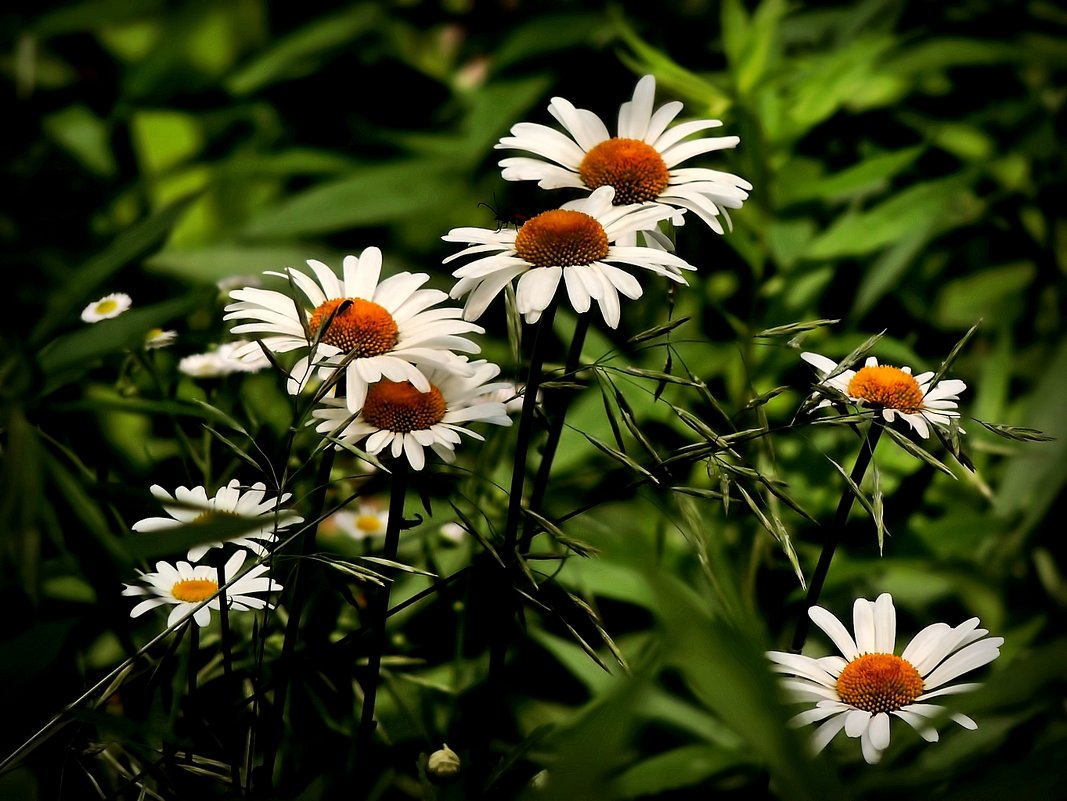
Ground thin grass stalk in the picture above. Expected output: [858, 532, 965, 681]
[790, 422, 884, 652]
[258, 446, 335, 791]
[355, 459, 409, 762]
[213, 552, 243, 790]
[519, 313, 590, 553]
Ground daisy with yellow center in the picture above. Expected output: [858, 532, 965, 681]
[132, 479, 303, 562]
[444, 185, 696, 328]
[145, 328, 178, 350]
[496, 74, 751, 237]
[224, 247, 484, 411]
[312, 361, 512, 471]
[81, 292, 132, 323]
[122, 550, 282, 628]
[322, 503, 390, 541]
[767, 593, 1002, 764]
[178, 342, 270, 378]
[802, 352, 967, 439]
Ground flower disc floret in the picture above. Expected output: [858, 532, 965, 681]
[514, 210, 610, 268]
[848, 366, 924, 414]
[578, 138, 670, 203]
[171, 579, 218, 603]
[362, 380, 447, 432]
[836, 654, 924, 713]
[307, 298, 399, 356]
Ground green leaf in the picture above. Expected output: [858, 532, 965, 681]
[146, 245, 337, 283]
[615, 745, 739, 798]
[31, 194, 198, 345]
[242, 160, 459, 238]
[41, 105, 115, 176]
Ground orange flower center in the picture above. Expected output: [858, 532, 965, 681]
[847, 365, 924, 413]
[307, 298, 399, 356]
[578, 138, 671, 204]
[361, 380, 447, 433]
[836, 653, 924, 713]
[171, 578, 219, 603]
[514, 210, 610, 268]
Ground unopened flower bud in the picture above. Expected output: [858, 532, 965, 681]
[427, 743, 461, 783]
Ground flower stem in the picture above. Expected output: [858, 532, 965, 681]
[791, 422, 883, 653]
[355, 459, 408, 758]
[213, 552, 242, 790]
[258, 446, 335, 792]
[519, 313, 589, 553]
[474, 301, 558, 790]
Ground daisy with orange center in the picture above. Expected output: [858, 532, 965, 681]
[224, 247, 484, 412]
[131, 479, 303, 562]
[312, 361, 512, 471]
[767, 593, 1003, 764]
[321, 502, 390, 541]
[122, 550, 282, 628]
[802, 351, 967, 439]
[496, 74, 751, 237]
[444, 185, 696, 328]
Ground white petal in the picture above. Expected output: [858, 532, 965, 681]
[844, 709, 872, 738]
[809, 605, 859, 660]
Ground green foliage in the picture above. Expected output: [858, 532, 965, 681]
[2, 0, 1065, 799]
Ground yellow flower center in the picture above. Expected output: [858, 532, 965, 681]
[578, 138, 671, 204]
[171, 578, 219, 603]
[356, 514, 385, 533]
[847, 365, 924, 413]
[307, 298, 399, 356]
[96, 299, 118, 315]
[362, 379, 447, 433]
[514, 210, 610, 268]
[836, 653, 924, 713]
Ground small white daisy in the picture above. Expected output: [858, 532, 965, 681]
[312, 360, 513, 471]
[224, 247, 484, 411]
[122, 550, 282, 629]
[767, 593, 1003, 765]
[321, 502, 389, 541]
[496, 74, 751, 236]
[444, 185, 696, 328]
[81, 293, 132, 323]
[131, 479, 303, 562]
[178, 342, 270, 378]
[801, 352, 967, 439]
[145, 328, 178, 350]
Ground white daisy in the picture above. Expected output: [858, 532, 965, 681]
[122, 550, 282, 629]
[81, 293, 132, 323]
[145, 328, 178, 350]
[131, 479, 303, 562]
[224, 247, 483, 411]
[320, 502, 389, 541]
[178, 342, 270, 378]
[767, 593, 1003, 765]
[443, 185, 696, 328]
[496, 74, 751, 236]
[312, 360, 513, 471]
[801, 352, 967, 439]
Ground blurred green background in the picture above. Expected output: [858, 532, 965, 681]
[2, 0, 1065, 799]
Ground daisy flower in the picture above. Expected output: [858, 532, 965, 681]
[444, 185, 696, 328]
[132, 479, 303, 562]
[767, 593, 1002, 765]
[81, 293, 132, 323]
[145, 328, 178, 350]
[321, 502, 389, 541]
[224, 247, 483, 411]
[496, 74, 751, 236]
[179, 342, 270, 378]
[312, 360, 512, 471]
[801, 352, 967, 439]
[122, 550, 282, 629]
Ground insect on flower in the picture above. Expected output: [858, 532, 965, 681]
[478, 196, 532, 232]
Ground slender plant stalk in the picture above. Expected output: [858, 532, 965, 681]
[791, 422, 884, 652]
[355, 460, 409, 760]
[213, 553, 243, 790]
[186, 622, 199, 764]
[519, 313, 590, 553]
[473, 301, 558, 791]
[258, 446, 335, 791]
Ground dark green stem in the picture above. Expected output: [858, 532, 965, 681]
[519, 313, 590, 553]
[791, 422, 883, 653]
[355, 459, 409, 757]
[258, 446, 335, 792]
[213, 552, 242, 790]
